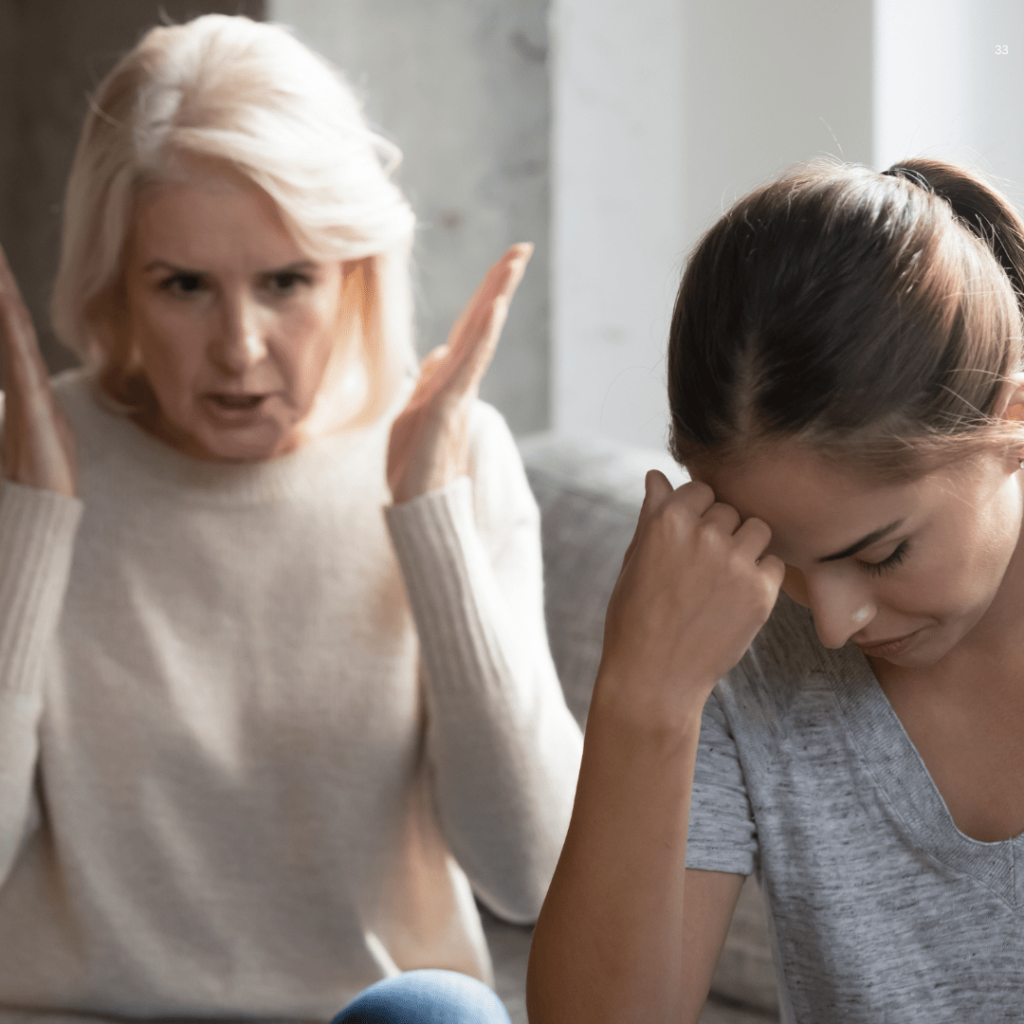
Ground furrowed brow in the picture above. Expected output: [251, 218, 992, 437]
[142, 260, 199, 274]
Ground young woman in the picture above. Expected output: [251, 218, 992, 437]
[528, 159, 1024, 1023]
[0, 14, 582, 1024]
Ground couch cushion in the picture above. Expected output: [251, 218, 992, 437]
[519, 432, 685, 724]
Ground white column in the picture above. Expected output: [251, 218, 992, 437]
[551, 0, 875, 450]
[550, 0, 685, 449]
[874, 0, 1024, 197]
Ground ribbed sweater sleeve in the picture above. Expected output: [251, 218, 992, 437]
[0, 481, 83, 883]
[384, 408, 582, 924]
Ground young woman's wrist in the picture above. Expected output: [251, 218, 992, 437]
[589, 661, 713, 745]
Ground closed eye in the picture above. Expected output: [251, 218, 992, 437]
[859, 539, 909, 577]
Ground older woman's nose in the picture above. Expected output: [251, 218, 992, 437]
[211, 294, 268, 372]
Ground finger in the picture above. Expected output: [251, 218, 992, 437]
[456, 292, 509, 391]
[405, 344, 451, 403]
[672, 478, 716, 518]
[447, 244, 532, 369]
[735, 515, 773, 560]
[640, 469, 675, 522]
[498, 242, 532, 300]
[428, 292, 505, 409]
[0, 243, 37, 352]
[0, 245, 55, 444]
[620, 470, 676, 569]
[415, 245, 534, 419]
[0, 243, 49, 391]
[702, 501, 742, 534]
[758, 552, 787, 589]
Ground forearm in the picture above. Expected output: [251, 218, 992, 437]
[0, 482, 82, 688]
[527, 676, 702, 1024]
[0, 481, 82, 879]
[424, 677, 581, 922]
[386, 478, 583, 918]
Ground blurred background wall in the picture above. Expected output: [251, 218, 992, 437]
[1, 0, 1022, 447]
[271, 0, 552, 436]
[0, 0, 265, 377]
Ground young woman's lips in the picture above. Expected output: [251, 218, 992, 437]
[856, 630, 921, 658]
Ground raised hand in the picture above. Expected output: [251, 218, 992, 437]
[596, 470, 785, 726]
[387, 243, 531, 504]
[0, 241, 76, 497]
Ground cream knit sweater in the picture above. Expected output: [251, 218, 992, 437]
[0, 370, 582, 1023]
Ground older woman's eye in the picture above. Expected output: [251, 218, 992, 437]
[265, 271, 311, 295]
[160, 273, 205, 296]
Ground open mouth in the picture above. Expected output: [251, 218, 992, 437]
[206, 393, 267, 412]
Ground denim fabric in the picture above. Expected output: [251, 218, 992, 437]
[332, 970, 512, 1024]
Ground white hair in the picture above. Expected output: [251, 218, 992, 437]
[51, 14, 417, 423]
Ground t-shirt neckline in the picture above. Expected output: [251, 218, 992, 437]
[823, 641, 1023, 908]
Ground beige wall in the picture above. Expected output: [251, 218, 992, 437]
[0, 0, 265, 377]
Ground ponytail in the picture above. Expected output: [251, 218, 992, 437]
[884, 159, 1024, 315]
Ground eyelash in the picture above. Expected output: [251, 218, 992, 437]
[159, 273, 205, 295]
[157, 272, 313, 296]
[265, 271, 312, 293]
[859, 540, 909, 577]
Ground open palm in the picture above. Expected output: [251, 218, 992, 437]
[387, 243, 531, 504]
[0, 241, 76, 497]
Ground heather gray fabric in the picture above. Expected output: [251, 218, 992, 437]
[687, 593, 1024, 1023]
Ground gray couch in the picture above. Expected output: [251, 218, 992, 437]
[483, 434, 780, 1024]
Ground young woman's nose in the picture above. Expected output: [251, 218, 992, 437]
[810, 578, 877, 649]
[785, 566, 876, 648]
[211, 293, 268, 372]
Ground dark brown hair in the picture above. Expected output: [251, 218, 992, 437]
[667, 158, 1024, 479]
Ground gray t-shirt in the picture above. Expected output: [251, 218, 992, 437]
[686, 594, 1024, 1023]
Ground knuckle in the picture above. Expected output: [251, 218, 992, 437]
[649, 497, 685, 532]
[683, 480, 715, 506]
[752, 573, 781, 615]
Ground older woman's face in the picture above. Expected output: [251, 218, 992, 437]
[123, 168, 346, 461]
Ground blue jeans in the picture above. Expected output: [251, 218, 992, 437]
[331, 969, 512, 1024]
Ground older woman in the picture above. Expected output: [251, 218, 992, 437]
[0, 14, 581, 1024]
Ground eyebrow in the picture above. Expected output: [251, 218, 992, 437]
[141, 259, 319, 274]
[818, 519, 904, 563]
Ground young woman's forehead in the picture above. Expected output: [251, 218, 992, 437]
[701, 444, 990, 559]
[708, 447, 905, 517]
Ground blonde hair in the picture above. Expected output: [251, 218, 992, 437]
[51, 13, 416, 424]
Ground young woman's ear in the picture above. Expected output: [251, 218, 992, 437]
[997, 373, 1024, 475]
[997, 372, 1024, 423]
